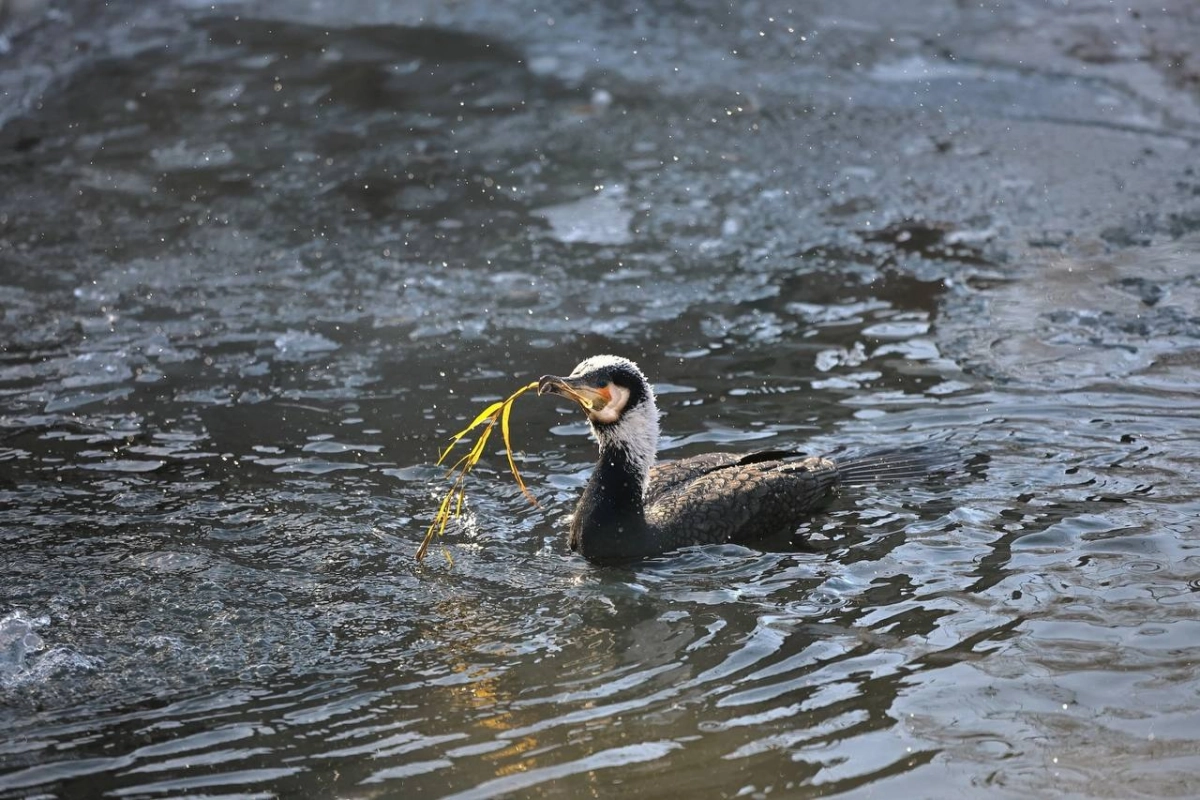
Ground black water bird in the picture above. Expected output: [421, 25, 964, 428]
[538, 355, 948, 564]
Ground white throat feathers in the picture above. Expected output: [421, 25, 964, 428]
[569, 355, 661, 496]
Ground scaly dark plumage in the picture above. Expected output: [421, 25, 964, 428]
[538, 355, 949, 564]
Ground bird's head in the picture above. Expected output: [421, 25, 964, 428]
[538, 355, 660, 472]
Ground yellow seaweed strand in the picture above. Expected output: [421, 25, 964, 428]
[416, 485, 459, 562]
[417, 381, 539, 562]
[436, 400, 505, 465]
[500, 383, 538, 504]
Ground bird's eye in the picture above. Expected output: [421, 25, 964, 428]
[597, 378, 610, 389]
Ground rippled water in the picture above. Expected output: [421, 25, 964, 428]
[3, 2, 1200, 798]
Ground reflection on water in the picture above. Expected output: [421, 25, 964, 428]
[4, 3, 1200, 799]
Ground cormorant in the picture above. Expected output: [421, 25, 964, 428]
[538, 354, 946, 563]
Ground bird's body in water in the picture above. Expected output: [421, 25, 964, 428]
[538, 355, 949, 564]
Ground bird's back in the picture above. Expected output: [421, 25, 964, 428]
[645, 452, 842, 550]
[642, 446, 955, 551]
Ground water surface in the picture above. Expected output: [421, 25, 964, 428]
[3, 2, 1200, 798]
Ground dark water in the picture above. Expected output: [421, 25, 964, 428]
[3, 1, 1200, 798]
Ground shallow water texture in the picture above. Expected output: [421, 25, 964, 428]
[2, 0, 1200, 797]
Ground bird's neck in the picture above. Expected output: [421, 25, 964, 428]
[570, 440, 662, 562]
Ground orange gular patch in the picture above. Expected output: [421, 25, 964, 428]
[587, 383, 630, 425]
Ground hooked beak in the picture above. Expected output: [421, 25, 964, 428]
[537, 374, 611, 412]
